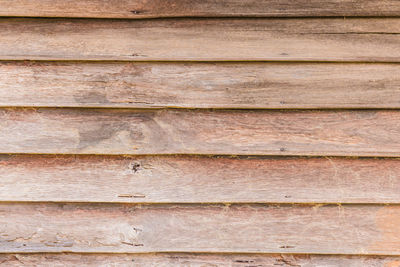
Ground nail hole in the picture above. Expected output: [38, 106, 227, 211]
[131, 162, 141, 173]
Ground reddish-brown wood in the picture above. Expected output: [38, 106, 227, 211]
[1, 18, 400, 62]
[1, 253, 400, 266]
[1, 0, 399, 263]
[1, 62, 400, 109]
[2, 109, 400, 156]
[1, 155, 400, 204]
[1, 203, 400, 254]
[1, 0, 400, 18]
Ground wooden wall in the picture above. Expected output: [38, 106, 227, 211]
[0, 1, 400, 266]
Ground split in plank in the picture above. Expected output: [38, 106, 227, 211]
[1, 18, 400, 62]
[2, 155, 400, 204]
[1, 253, 400, 266]
[2, 108, 400, 156]
[2, 62, 400, 109]
[1, 203, 400, 254]
[1, 0, 400, 18]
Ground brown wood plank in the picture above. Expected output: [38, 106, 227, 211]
[2, 155, 400, 204]
[1, 203, 400, 254]
[2, 108, 400, 156]
[2, 62, 400, 109]
[1, 253, 400, 266]
[1, 0, 400, 18]
[1, 18, 400, 62]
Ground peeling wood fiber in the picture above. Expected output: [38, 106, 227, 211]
[0, 18, 399, 62]
[1, 62, 400, 109]
[1, 203, 400, 254]
[1, 155, 400, 204]
[2, 253, 400, 266]
[2, 108, 400, 156]
[1, 0, 400, 262]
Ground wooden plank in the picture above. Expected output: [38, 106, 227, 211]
[1, 0, 400, 18]
[1, 18, 400, 62]
[2, 155, 400, 204]
[1, 253, 400, 267]
[2, 109, 400, 156]
[1, 203, 400, 254]
[2, 61, 400, 109]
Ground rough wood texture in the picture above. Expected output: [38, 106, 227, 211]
[2, 155, 400, 204]
[1, 253, 400, 267]
[1, 203, 400, 254]
[1, 0, 400, 18]
[2, 109, 400, 156]
[2, 61, 400, 109]
[1, 18, 400, 62]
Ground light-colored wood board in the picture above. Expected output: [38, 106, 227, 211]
[2, 155, 400, 203]
[2, 109, 400, 156]
[1, 253, 400, 267]
[1, 0, 400, 18]
[1, 203, 400, 254]
[1, 18, 400, 62]
[2, 62, 400, 109]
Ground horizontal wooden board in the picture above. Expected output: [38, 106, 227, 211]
[1, 0, 400, 18]
[2, 155, 400, 204]
[1, 203, 400, 254]
[2, 62, 400, 109]
[2, 109, 400, 156]
[1, 253, 400, 267]
[1, 18, 400, 62]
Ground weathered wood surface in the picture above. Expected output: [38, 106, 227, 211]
[1, 203, 400, 254]
[1, 0, 400, 18]
[1, 253, 400, 267]
[2, 62, 400, 109]
[2, 109, 400, 156]
[2, 155, 400, 204]
[1, 18, 400, 62]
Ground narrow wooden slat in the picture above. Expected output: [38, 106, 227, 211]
[2, 109, 400, 156]
[1, 203, 400, 254]
[1, 0, 400, 18]
[1, 18, 400, 62]
[1, 253, 400, 266]
[2, 155, 400, 204]
[2, 62, 400, 109]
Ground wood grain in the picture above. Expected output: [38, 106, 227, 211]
[1, 203, 400, 254]
[1, 0, 400, 18]
[2, 61, 400, 109]
[2, 109, 400, 156]
[1, 18, 400, 62]
[1, 253, 400, 267]
[2, 155, 400, 204]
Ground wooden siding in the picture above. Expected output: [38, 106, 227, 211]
[1, 203, 400, 254]
[2, 109, 400, 156]
[2, 253, 400, 267]
[2, 155, 400, 204]
[1, 0, 400, 18]
[1, 1, 400, 266]
[0, 18, 400, 62]
[1, 62, 400, 109]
